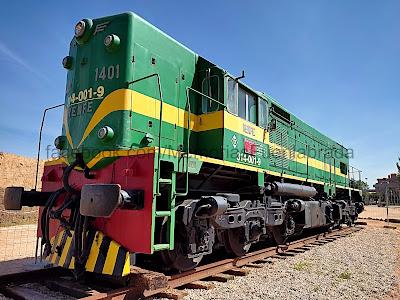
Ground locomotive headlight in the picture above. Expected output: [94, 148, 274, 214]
[54, 135, 67, 150]
[74, 19, 93, 44]
[104, 34, 120, 52]
[74, 20, 86, 38]
[62, 56, 73, 69]
[98, 126, 114, 141]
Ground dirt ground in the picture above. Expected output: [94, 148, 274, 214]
[0, 152, 43, 227]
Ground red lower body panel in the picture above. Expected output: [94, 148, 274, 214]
[40, 153, 155, 254]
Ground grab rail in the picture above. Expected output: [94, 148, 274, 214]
[174, 88, 194, 197]
[187, 87, 226, 109]
[127, 74, 164, 196]
[35, 103, 64, 190]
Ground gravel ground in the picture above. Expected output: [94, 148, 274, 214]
[182, 227, 400, 300]
[0, 225, 398, 300]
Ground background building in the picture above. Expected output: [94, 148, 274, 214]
[373, 173, 400, 205]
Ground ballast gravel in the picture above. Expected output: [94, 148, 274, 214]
[182, 227, 399, 300]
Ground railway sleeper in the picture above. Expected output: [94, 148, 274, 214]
[156, 288, 188, 300]
[181, 281, 215, 290]
[223, 268, 250, 276]
[244, 263, 265, 268]
[43, 279, 99, 298]
[204, 273, 235, 282]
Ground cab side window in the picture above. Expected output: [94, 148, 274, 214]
[226, 78, 260, 125]
[238, 87, 246, 119]
[340, 162, 348, 175]
[227, 77, 238, 115]
[258, 98, 268, 129]
[237, 86, 256, 124]
[248, 93, 256, 123]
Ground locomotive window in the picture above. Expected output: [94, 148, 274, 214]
[258, 98, 268, 129]
[202, 75, 220, 113]
[238, 86, 257, 124]
[227, 77, 238, 115]
[340, 162, 348, 175]
[238, 87, 246, 119]
[226, 78, 257, 124]
[247, 93, 256, 124]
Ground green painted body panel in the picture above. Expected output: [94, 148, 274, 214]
[196, 129, 224, 159]
[223, 128, 268, 167]
[63, 12, 198, 166]
[64, 14, 133, 161]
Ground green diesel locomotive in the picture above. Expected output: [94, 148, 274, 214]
[4, 12, 363, 276]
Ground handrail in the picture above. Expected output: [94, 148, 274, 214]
[174, 88, 192, 197]
[35, 103, 64, 190]
[127, 74, 164, 196]
[174, 87, 225, 196]
[187, 87, 226, 108]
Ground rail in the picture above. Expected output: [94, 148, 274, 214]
[174, 87, 193, 197]
[0, 226, 361, 300]
[90, 226, 361, 299]
[127, 74, 164, 196]
[35, 103, 64, 190]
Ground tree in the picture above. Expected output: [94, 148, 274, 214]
[397, 157, 400, 183]
[397, 157, 400, 173]
[350, 179, 369, 190]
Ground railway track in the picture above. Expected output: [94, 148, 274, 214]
[0, 226, 361, 300]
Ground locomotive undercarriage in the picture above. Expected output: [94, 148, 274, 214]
[159, 166, 364, 272]
[4, 159, 364, 274]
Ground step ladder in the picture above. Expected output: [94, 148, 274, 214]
[152, 87, 193, 252]
[127, 73, 176, 252]
[152, 171, 177, 251]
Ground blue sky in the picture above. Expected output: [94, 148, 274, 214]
[0, 1, 399, 187]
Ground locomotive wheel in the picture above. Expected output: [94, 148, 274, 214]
[223, 227, 251, 257]
[159, 218, 204, 272]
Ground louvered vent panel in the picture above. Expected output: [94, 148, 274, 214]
[270, 122, 289, 170]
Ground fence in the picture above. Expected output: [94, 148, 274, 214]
[359, 205, 400, 223]
[0, 209, 40, 263]
[0, 223, 39, 262]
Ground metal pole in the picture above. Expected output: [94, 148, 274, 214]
[385, 180, 389, 225]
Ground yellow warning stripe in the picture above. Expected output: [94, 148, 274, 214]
[58, 234, 72, 267]
[85, 231, 103, 272]
[49, 88, 350, 186]
[62, 89, 345, 175]
[46, 230, 130, 277]
[102, 240, 120, 275]
[50, 231, 64, 264]
[123, 252, 131, 276]
[69, 256, 75, 269]
[45, 146, 351, 189]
